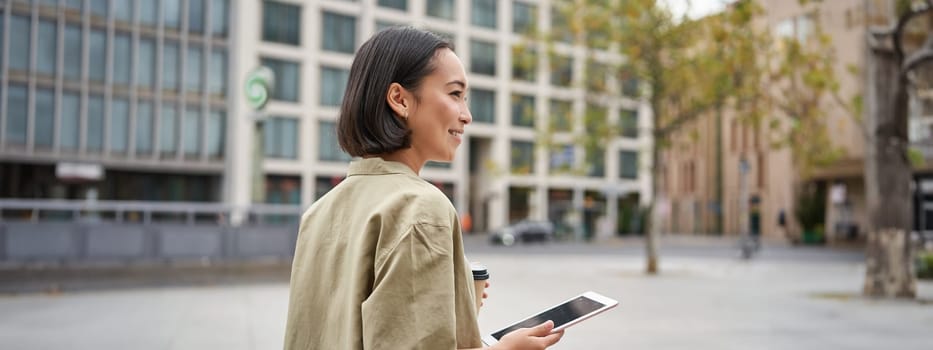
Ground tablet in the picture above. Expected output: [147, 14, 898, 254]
[481, 291, 618, 345]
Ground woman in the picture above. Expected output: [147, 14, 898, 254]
[283, 27, 564, 350]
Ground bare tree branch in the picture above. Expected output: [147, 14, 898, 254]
[903, 48, 933, 74]
[891, 0, 933, 58]
[654, 101, 715, 138]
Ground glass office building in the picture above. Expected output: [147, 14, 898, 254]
[0, 0, 651, 234]
[1, 0, 229, 201]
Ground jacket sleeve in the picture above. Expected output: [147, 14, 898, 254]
[361, 222, 457, 350]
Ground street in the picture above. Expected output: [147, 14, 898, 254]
[0, 235, 931, 349]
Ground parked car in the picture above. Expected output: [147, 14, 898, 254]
[489, 220, 555, 246]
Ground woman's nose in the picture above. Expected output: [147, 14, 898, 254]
[460, 109, 472, 125]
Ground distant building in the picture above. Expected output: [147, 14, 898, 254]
[659, 0, 933, 241]
[0, 0, 651, 233]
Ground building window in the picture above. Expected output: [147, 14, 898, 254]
[511, 94, 535, 128]
[264, 176, 302, 223]
[110, 98, 130, 153]
[136, 101, 154, 154]
[585, 61, 609, 92]
[321, 66, 350, 107]
[164, 0, 182, 29]
[620, 109, 638, 138]
[160, 104, 178, 154]
[137, 38, 156, 89]
[586, 147, 605, 178]
[263, 1, 301, 45]
[65, 0, 83, 12]
[90, 0, 108, 18]
[211, 0, 229, 36]
[470, 40, 496, 76]
[550, 55, 572, 87]
[87, 96, 105, 152]
[266, 175, 301, 204]
[186, 45, 204, 92]
[89, 29, 107, 82]
[61, 93, 80, 150]
[64, 25, 82, 80]
[207, 111, 225, 158]
[427, 0, 455, 20]
[140, 0, 158, 25]
[549, 99, 572, 132]
[261, 58, 300, 102]
[5, 85, 27, 146]
[511, 46, 537, 82]
[584, 103, 606, 135]
[10, 16, 31, 72]
[775, 13, 816, 43]
[551, 5, 573, 43]
[512, 1, 536, 34]
[264, 117, 299, 159]
[37, 20, 57, 76]
[114, 34, 132, 86]
[188, 0, 205, 33]
[549, 144, 574, 174]
[511, 140, 535, 174]
[620, 68, 639, 97]
[378, 0, 407, 11]
[183, 108, 201, 156]
[319, 121, 351, 162]
[33, 89, 54, 148]
[163, 41, 180, 90]
[114, 0, 134, 22]
[469, 89, 495, 124]
[323, 12, 357, 53]
[471, 0, 497, 29]
[619, 151, 638, 179]
[208, 49, 227, 96]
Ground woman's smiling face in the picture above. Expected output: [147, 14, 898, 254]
[403, 48, 473, 164]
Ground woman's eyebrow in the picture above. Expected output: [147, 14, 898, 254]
[446, 80, 467, 89]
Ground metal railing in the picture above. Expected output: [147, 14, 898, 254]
[0, 199, 303, 225]
[0, 200, 305, 266]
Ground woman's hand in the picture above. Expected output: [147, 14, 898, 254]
[489, 320, 564, 350]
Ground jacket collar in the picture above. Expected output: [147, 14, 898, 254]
[347, 157, 419, 177]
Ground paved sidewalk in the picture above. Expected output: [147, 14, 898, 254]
[0, 252, 931, 349]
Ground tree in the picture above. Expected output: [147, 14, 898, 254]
[862, 0, 933, 298]
[539, 0, 774, 273]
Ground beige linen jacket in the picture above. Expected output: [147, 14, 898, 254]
[284, 157, 483, 349]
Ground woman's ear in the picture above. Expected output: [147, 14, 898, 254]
[386, 83, 411, 120]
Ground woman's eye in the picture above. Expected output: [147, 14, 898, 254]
[451, 91, 463, 98]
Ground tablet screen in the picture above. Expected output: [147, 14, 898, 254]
[490, 296, 606, 340]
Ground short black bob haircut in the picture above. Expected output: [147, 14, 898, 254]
[337, 26, 453, 157]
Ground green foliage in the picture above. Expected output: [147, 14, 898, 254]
[535, 0, 858, 193]
[917, 252, 933, 279]
[795, 184, 826, 231]
[908, 147, 926, 167]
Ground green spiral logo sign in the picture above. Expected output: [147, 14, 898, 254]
[245, 66, 275, 111]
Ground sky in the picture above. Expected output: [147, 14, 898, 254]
[662, 0, 736, 19]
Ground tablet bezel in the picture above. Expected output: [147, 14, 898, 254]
[481, 291, 619, 345]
